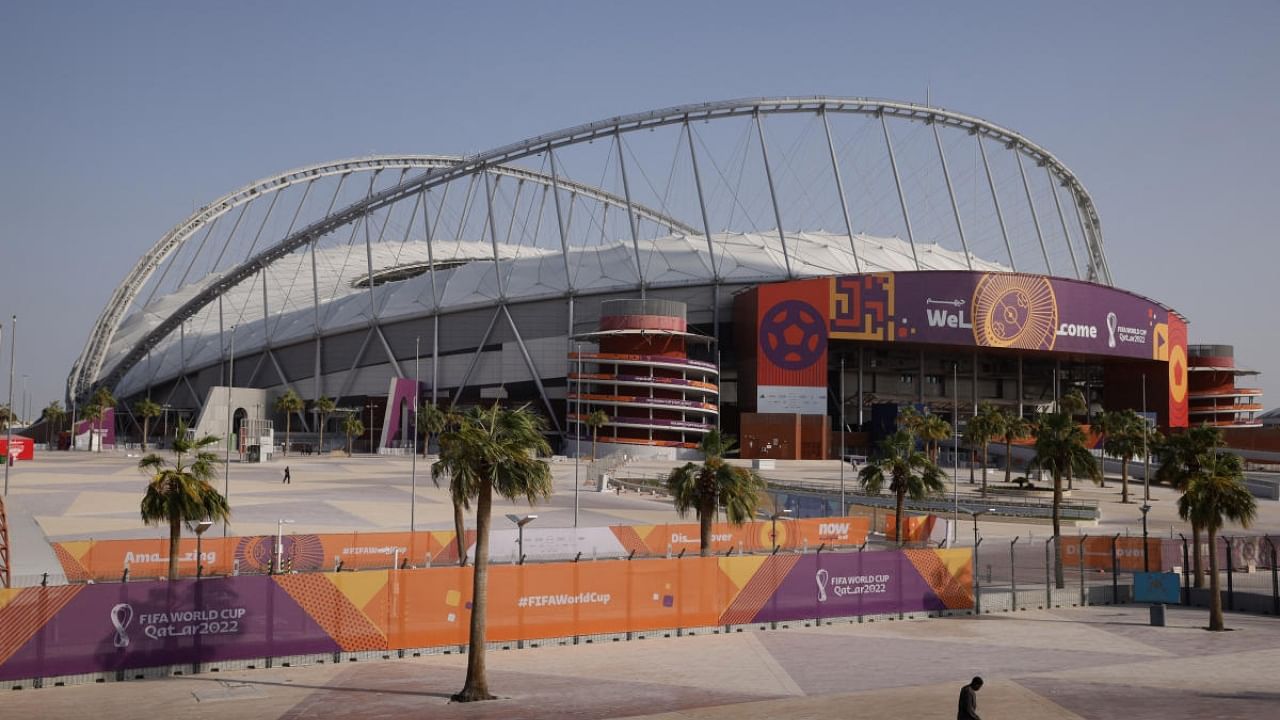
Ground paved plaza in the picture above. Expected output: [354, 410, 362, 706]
[3, 605, 1278, 719]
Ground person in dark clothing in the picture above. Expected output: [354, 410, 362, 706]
[282, 466, 291, 484]
[958, 676, 983, 719]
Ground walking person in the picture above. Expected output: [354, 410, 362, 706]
[958, 676, 983, 719]
[282, 465, 291, 484]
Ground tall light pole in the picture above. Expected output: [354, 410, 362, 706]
[573, 343, 582, 527]
[411, 337, 419, 535]
[1140, 503, 1152, 572]
[508, 514, 537, 565]
[839, 355, 846, 513]
[223, 325, 235, 537]
[4, 315, 15, 495]
[770, 508, 792, 551]
[953, 361, 960, 546]
[21, 374, 28, 427]
[1141, 373, 1150, 502]
[274, 518, 294, 574]
[192, 520, 212, 578]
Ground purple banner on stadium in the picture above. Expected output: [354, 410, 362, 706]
[830, 271, 1173, 360]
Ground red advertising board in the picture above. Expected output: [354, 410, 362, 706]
[0, 437, 34, 461]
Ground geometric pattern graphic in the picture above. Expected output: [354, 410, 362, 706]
[830, 273, 895, 341]
[0, 548, 970, 682]
[971, 273, 1059, 350]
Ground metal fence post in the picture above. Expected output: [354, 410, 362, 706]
[1225, 536, 1234, 612]
[1010, 537, 1019, 610]
[1179, 533, 1190, 605]
[1266, 537, 1279, 616]
[1079, 536, 1087, 606]
[1111, 534, 1119, 604]
[1044, 537, 1053, 608]
[974, 538, 983, 615]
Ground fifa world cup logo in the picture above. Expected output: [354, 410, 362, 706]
[110, 603, 134, 648]
[1106, 312, 1118, 348]
[815, 568, 830, 603]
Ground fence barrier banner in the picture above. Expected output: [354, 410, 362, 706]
[51, 517, 873, 582]
[0, 548, 969, 681]
[1133, 572, 1181, 604]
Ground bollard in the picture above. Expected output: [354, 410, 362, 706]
[974, 538, 983, 615]
[1225, 536, 1235, 612]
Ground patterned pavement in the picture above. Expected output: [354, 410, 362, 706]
[5, 605, 1279, 719]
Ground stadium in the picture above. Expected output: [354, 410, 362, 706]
[64, 97, 1241, 459]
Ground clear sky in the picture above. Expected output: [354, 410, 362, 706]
[1, 1, 1277, 416]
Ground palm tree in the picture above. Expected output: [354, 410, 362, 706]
[965, 404, 1002, 495]
[41, 401, 66, 449]
[275, 389, 304, 457]
[919, 414, 952, 465]
[1178, 451, 1256, 631]
[1058, 390, 1088, 490]
[1098, 409, 1146, 502]
[664, 430, 765, 557]
[138, 422, 230, 580]
[313, 396, 336, 455]
[82, 403, 104, 452]
[1000, 411, 1031, 484]
[432, 403, 553, 702]
[422, 402, 467, 566]
[134, 398, 162, 452]
[584, 409, 609, 461]
[858, 430, 946, 544]
[1157, 423, 1223, 588]
[1029, 411, 1100, 588]
[0, 404, 11, 431]
[342, 413, 364, 456]
[90, 387, 116, 451]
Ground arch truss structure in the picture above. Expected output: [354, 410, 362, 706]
[71, 97, 1113, 436]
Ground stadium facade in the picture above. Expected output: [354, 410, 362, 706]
[65, 97, 1253, 458]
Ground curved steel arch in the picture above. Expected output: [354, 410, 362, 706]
[69, 155, 698, 401]
[84, 96, 1112, 401]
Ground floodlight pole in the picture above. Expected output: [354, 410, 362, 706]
[839, 355, 846, 512]
[223, 325, 235, 538]
[953, 361, 960, 545]
[1141, 373, 1150, 503]
[574, 343, 582, 527]
[411, 337, 419, 535]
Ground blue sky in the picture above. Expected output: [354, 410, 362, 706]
[1, 1, 1277, 413]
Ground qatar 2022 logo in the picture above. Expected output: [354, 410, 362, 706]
[760, 299, 827, 370]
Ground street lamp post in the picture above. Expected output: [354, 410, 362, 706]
[411, 337, 419, 535]
[274, 518, 295, 574]
[839, 355, 846, 513]
[770, 508, 793, 551]
[952, 361, 959, 546]
[507, 514, 538, 565]
[223, 325, 235, 537]
[1140, 503, 1152, 572]
[573, 344, 582, 527]
[192, 520, 213, 578]
[1141, 374, 1150, 502]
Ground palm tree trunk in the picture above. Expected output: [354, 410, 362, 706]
[699, 494, 715, 557]
[968, 450, 975, 485]
[168, 510, 182, 581]
[318, 416, 325, 456]
[591, 428, 597, 462]
[142, 417, 150, 453]
[454, 497, 467, 567]
[1208, 525, 1224, 631]
[455, 481, 494, 702]
[1053, 470, 1065, 589]
[894, 488, 905, 545]
[1004, 438, 1012, 484]
[1192, 522, 1204, 588]
[285, 416, 292, 457]
[1120, 457, 1130, 503]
